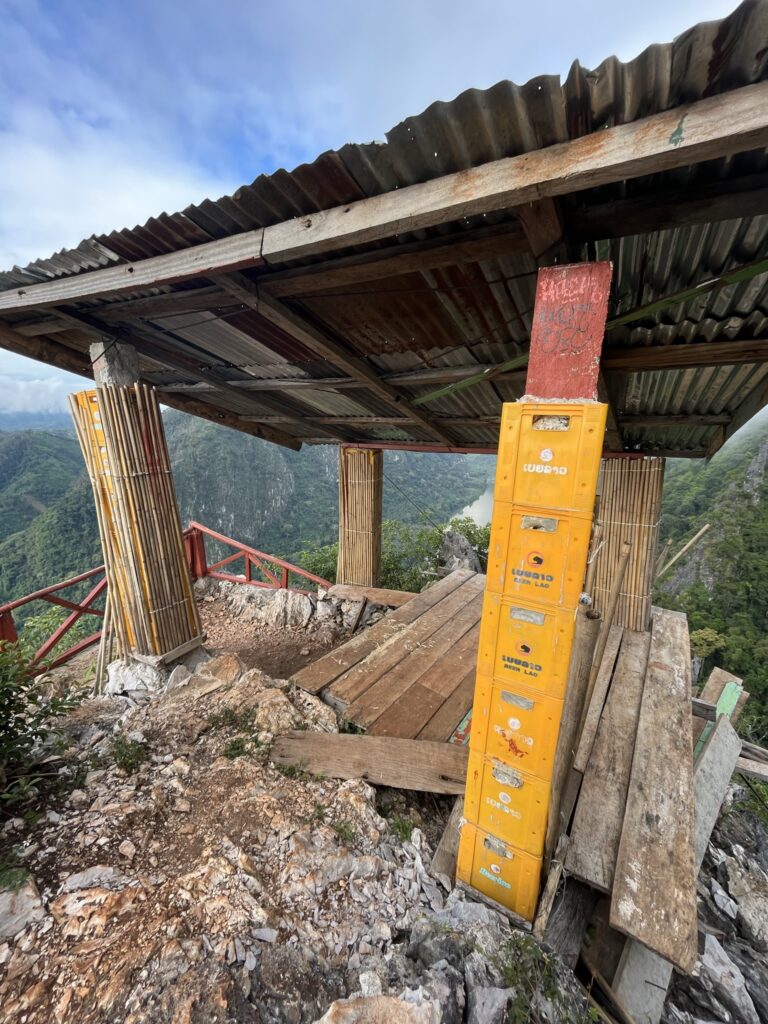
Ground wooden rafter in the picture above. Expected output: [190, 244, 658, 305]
[213, 273, 456, 445]
[51, 309, 337, 446]
[0, 318, 303, 450]
[707, 371, 768, 456]
[2, 82, 767, 314]
[602, 338, 768, 372]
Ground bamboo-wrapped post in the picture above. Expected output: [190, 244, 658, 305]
[336, 447, 383, 587]
[591, 457, 665, 631]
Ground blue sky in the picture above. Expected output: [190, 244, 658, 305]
[0, 0, 737, 411]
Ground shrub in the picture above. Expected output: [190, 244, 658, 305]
[0, 640, 78, 804]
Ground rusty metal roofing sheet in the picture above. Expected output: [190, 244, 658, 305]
[1, 1, 768, 454]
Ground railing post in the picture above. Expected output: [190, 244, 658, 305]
[281, 567, 289, 589]
[0, 609, 18, 644]
[245, 555, 252, 583]
[188, 529, 207, 579]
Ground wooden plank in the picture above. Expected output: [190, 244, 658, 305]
[325, 584, 415, 608]
[573, 625, 624, 774]
[261, 223, 528, 297]
[735, 756, 768, 782]
[430, 797, 464, 880]
[270, 732, 469, 794]
[369, 623, 481, 738]
[566, 630, 650, 892]
[613, 716, 742, 1024]
[693, 666, 743, 744]
[370, 682, 445, 739]
[544, 879, 598, 968]
[354, 602, 481, 733]
[524, 263, 612, 401]
[610, 608, 697, 974]
[258, 83, 768, 264]
[694, 680, 742, 758]
[0, 231, 265, 310]
[417, 670, 476, 742]
[291, 570, 473, 694]
[603, 338, 768, 373]
[545, 608, 601, 862]
[3, 83, 767, 314]
[327, 576, 484, 710]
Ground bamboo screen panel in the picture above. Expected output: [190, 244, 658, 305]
[336, 447, 383, 588]
[69, 385, 201, 659]
[592, 457, 665, 632]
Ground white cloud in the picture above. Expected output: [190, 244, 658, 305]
[0, 372, 78, 413]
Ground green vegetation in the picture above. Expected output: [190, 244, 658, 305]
[299, 515, 491, 590]
[655, 411, 768, 743]
[110, 733, 149, 774]
[0, 847, 27, 891]
[387, 813, 414, 843]
[0, 412, 494, 606]
[331, 820, 357, 844]
[0, 640, 79, 805]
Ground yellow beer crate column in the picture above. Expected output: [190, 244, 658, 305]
[460, 401, 607, 921]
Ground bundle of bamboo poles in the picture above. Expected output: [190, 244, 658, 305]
[591, 457, 665, 632]
[336, 447, 383, 587]
[69, 384, 202, 661]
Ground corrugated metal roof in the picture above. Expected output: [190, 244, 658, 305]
[1, 0, 768, 454]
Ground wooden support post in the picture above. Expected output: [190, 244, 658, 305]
[336, 447, 383, 588]
[591, 458, 665, 631]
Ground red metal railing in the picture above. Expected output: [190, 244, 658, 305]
[184, 521, 331, 595]
[0, 566, 107, 670]
[0, 522, 331, 671]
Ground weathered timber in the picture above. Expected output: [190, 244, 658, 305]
[291, 570, 474, 694]
[325, 583, 415, 607]
[612, 716, 742, 1024]
[430, 797, 464, 881]
[566, 630, 650, 892]
[331, 578, 484, 713]
[270, 732, 469, 794]
[610, 608, 698, 974]
[573, 625, 624, 774]
[2, 83, 767, 312]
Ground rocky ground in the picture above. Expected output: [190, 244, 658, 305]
[664, 795, 768, 1024]
[0, 642, 591, 1024]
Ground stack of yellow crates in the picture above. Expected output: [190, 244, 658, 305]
[457, 401, 607, 920]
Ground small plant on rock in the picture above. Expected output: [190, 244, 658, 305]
[111, 733, 149, 774]
[0, 640, 80, 806]
[388, 814, 413, 843]
[223, 736, 249, 760]
[331, 820, 357, 844]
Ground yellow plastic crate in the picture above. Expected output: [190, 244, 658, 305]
[456, 821, 541, 921]
[477, 592, 576, 699]
[486, 502, 592, 609]
[469, 673, 563, 781]
[463, 749, 551, 856]
[495, 402, 607, 514]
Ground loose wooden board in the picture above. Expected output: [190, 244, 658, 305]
[692, 665, 742, 744]
[327, 576, 483, 711]
[613, 715, 742, 1024]
[430, 797, 464, 880]
[610, 608, 698, 974]
[417, 670, 476, 742]
[291, 570, 473, 693]
[325, 583, 415, 608]
[270, 732, 469, 794]
[345, 592, 483, 729]
[565, 630, 650, 892]
[573, 624, 624, 774]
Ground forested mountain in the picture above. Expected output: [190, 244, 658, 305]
[0, 411, 494, 604]
[1, 405, 767, 742]
[655, 409, 768, 741]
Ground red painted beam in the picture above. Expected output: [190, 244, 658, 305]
[525, 262, 612, 401]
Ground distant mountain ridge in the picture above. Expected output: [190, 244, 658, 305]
[0, 410, 494, 605]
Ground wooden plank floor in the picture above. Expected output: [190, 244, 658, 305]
[291, 569, 483, 741]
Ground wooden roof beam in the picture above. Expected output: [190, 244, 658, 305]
[706, 372, 768, 457]
[260, 223, 528, 298]
[603, 338, 768, 372]
[214, 273, 457, 446]
[568, 172, 768, 241]
[2, 81, 767, 314]
[0, 318, 303, 449]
